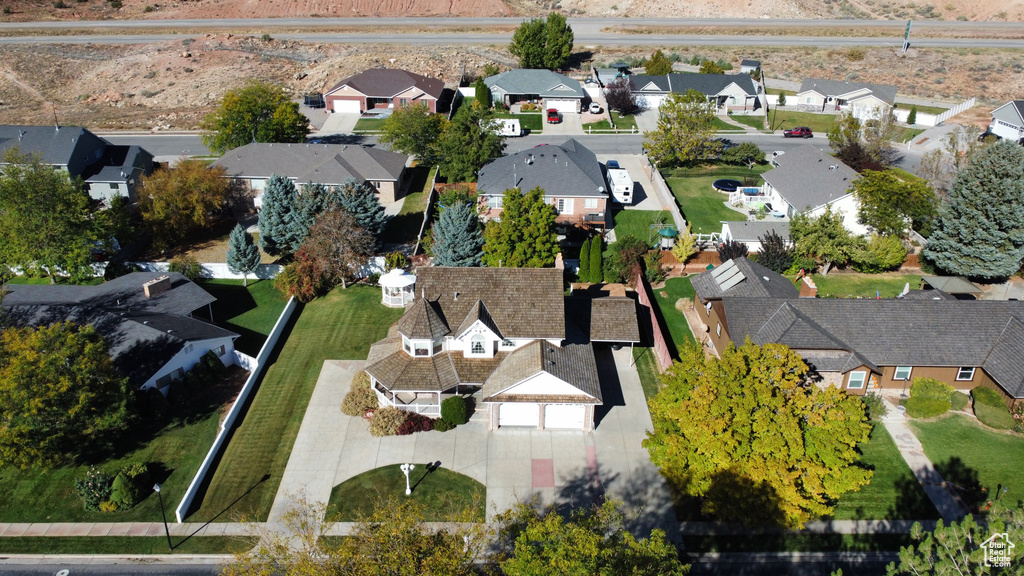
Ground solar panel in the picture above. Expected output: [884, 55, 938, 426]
[714, 265, 742, 287]
[718, 271, 747, 291]
[710, 259, 736, 279]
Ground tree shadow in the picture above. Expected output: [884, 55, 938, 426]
[887, 475, 942, 520]
[934, 457, 986, 513]
[566, 50, 595, 72]
[703, 468, 789, 529]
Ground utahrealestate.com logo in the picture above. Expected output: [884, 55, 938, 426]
[981, 533, 1015, 568]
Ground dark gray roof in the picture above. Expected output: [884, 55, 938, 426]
[761, 144, 859, 211]
[3, 272, 215, 316]
[86, 146, 154, 183]
[921, 276, 982, 294]
[797, 78, 898, 106]
[691, 257, 800, 301]
[983, 318, 1024, 397]
[629, 74, 670, 93]
[667, 73, 758, 97]
[481, 341, 601, 403]
[722, 221, 790, 243]
[477, 139, 607, 199]
[565, 296, 640, 343]
[796, 349, 877, 374]
[0, 125, 103, 171]
[741, 59, 761, 67]
[212, 143, 408, 185]
[484, 69, 584, 99]
[325, 68, 444, 99]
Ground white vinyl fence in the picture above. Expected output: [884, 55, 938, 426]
[133, 262, 283, 280]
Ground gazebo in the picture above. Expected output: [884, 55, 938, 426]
[379, 268, 417, 307]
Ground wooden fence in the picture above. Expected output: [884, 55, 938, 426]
[635, 273, 673, 372]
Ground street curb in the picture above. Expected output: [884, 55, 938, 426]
[0, 554, 233, 564]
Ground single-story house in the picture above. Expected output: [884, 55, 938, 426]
[0, 125, 154, 203]
[625, 73, 762, 112]
[625, 74, 670, 110]
[1, 272, 238, 393]
[796, 78, 897, 121]
[364, 267, 640, 430]
[988, 100, 1024, 144]
[212, 142, 410, 204]
[484, 69, 585, 113]
[719, 221, 791, 252]
[692, 257, 1024, 406]
[476, 139, 610, 229]
[324, 68, 445, 114]
[740, 59, 761, 74]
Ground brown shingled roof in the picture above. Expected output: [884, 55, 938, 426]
[482, 341, 601, 403]
[364, 337, 458, 392]
[565, 296, 640, 343]
[396, 298, 450, 340]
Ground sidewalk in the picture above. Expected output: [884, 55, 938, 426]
[0, 522, 249, 537]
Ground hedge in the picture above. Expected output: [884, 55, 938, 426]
[972, 386, 1006, 408]
[905, 378, 953, 418]
[975, 403, 1015, 430]
[950, 392, 969, 411]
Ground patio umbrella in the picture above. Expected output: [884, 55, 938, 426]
[749, 201, 766, 210]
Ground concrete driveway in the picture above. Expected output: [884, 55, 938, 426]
[634, 108, 660, 133]
[543, 111, 585, 136]
[595, 154, 662, 212]
[315, 112, 360, 135]
[271, 348, 676, 537]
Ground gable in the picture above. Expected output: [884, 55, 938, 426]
[991, 101, 1024, 127]
[495, 371, 595, 398]
[457, 319, 501, 342]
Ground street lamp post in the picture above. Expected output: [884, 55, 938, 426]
[153, 483, 173, 551]
[400, 463, 415, 496]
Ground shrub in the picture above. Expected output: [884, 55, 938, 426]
[384, 251, 408, 271]
[74, 467, 113, 511]
[203, 349, 224, 374]
[2, 6, 10, 14]
[397, 413, 436, 435]
[862, 393, 885, 421]
[852, 234, 907, 273]
[369, 406, 407, 437]
[975, 403, 1015, 430]
[972, 386, 1005, 407]
[434, 418, 454, 432]
[351, 371, 371, 391]
[168, 254, 203, 281]
[99, 501, 119, 512]
[905, 377, 953, 418]
[342, 387, 378, 417]
[441, 396, 468, 426]
[785, 255, 818, 275]
[643, 251, 669, 283]
[110, 472, 141, 510]
[950, 391, 969, 411]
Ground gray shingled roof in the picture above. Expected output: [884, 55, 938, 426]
[86, 146, 153, 183]
[212, 143, 407, 185]
[797, 78, 898, 106]
[325, 68, 444, 99]
[722, 221, 790, 243]
[477, 139, 607, 199]
[741, 59, 761, 67]
[484, 69, 584, 99]
[481, 341, 601, 403]
[629, 74, 670, 93]
[761, 144, 859, 212]
[667, 73, 758, 97]
[396, 298, 450, 340]
[564, 296, 641, 343]
[691, 257, 800, 301]
[983, 318, 1024, 397]
[0, 125, 101, 170]
[3, 271, 215, 316]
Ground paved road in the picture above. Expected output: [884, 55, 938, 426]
[0, 564, 222, 575]
[688, 551, 897, 575]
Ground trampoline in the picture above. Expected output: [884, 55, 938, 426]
[712, 179, 743, 192]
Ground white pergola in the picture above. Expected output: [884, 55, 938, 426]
[379, 268, 416, 307]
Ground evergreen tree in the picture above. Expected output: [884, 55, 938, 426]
[923, 141, 1024, 281]
[756, 230, 793, 273]
[292, 183, 328, 246]
[432, 202, 484, 267]
[589, 236, 603, 283]
[482, 187, 558, 268]
[258, 174, 300, 256]
[907, 106, 918, 126]
[644, 49, 673, 76]
[717, 238, 749, 262]
[226, 224, 262, 287]
[473, 77, 490, 109]
[437, 105, 506, 182]
[578, 237, 591, 282]
[329, 179, 388, 246]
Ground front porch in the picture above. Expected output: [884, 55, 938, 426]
[374, 383, 444, 416]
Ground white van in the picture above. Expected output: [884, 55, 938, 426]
[482, 118, 523, 137]
[606, 168, 633, 205]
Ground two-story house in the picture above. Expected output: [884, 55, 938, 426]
[988, 100, 1024, 144]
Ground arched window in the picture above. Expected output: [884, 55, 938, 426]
[471, 334, 485, 355]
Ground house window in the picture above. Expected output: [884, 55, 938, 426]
[556, 198, 572, 214]
[215, 345, 226, 356]
[716, 323, 721, 336]
[471, 335, 485, 355]
[893, 366, 912, 381]
[585, 198, 598, 209]
[486, 196, 503, 209]
[956, 367, 976, 381]
[805, 96, 814, 104]
[156, 374, 172, 388]
[433, 339, 443, 354]
[847, 371, 867, 389]
[403, 337, 412, 354]
[501, 339, 515, 348]
[399, 98, 408, 106]
[109, 183, 118, 190]
[414, 341, 430, 357]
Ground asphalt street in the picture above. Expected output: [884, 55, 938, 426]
[0, 563, 222, 575]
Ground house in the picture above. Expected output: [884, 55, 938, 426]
[987, 100, 1024, 143]
[796, 78, 897, 121]
[1, 272, 238, 393]
[624, 73, 762, 112]
[476, 139, 610, 229]
[364, 267, 640, 430]
[740, 59, 761, 74]
[212, 142, 410, 204]
[691, 257, 1024, 406]
[0, 125, 154, 203]
[323, 68, 445, 114]
[719, 221, 791, 252]
[484, 69, 586, 114]
[739, 144, 866, 235]
[625, 74, 671, 110]
[592, 62, 633, 87]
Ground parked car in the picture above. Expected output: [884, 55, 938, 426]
[606, 160, 620, 169]
[546, 109, 562, 124]
[589, 102, 602, 114]
[783, 126, 813, 138]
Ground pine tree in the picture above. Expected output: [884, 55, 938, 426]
[226, 223, 262, 286]
[578, 237, 591, 283]
[329, 179, 387, 246]
[291, 183, 328, 247]
[482, 187, 558, 268]
[589, 236, 603, 283]
[432, 202, 484, 267]
[923, 140, 1024, 281]
[258, 174, 299, 256]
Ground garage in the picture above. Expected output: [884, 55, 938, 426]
[332, 99, 362, 114]
[543, 404, 585, 429]
[498, 403, 539, 427]
[545, 99, 579, 114]
[641, 94, 667, 110]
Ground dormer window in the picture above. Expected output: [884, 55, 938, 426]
[501, 339, 516, 348]
[402, 335, 434, 357]
[471, 334, 485, 355]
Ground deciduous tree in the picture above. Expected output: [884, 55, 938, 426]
[923, 140, 1024, 281]
[508, 13, 574, 70]
[699, 59, 724, 74]
[851, 233, 907, 273]
[200, 80, 310, 155]
[257, 174, 300, 256]
[756, 230, 793, 273]
[542, 12, 574, 70]
[604, 77, 639, 115]
[137, 159, 229, 252]
[721, 141, 766, 165]
[644, 90, 723, 167]
[644, 49, 673, 76]
[329, 179, 388, 245]
[482, 187, 558, 268]
[226, 224, 261, 286]
[437, 105, 505, 182]
[378, 103, 447, 165]
[790, 207, 864, 275]
[717, 238, 748, 262]
[300, 207, 375, 290]
[828, 111, 901, 171]
[608, 234, 650, 286]
[917, 124, 986, 201]
[671, 224, 697, 265]
[644, 340, 872, 529]
[431, 201, 484, 267]
[853, 169, 936, 238]
[0, 322, 132, 468]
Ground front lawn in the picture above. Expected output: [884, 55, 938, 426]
[188, 285, 405, 522]
[612, 111, 638, 131]
[652, 276, 696, 354]
[492, 111, 543, 132]
[663, 165, 768, 234]
[353, 117, 386, 132]
[612, 209, 672, 246]
[730, 115, 767, 130]
[0, 536, 255, 555]
[197, 279, 289, 356]
[381, 165, 435, 245]
[712, 117, 744, 132]
[809, 272, 922, 299]
[910, 414, 1024, 510]
[769, 110, 836, 134]
[897, 127, 927, 142]
[328, 465, 485, 522]
[583, 119, 613, 131]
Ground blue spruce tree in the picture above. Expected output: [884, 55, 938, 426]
[226, 223, 262, 286]
[258, 174, 299, 256]
[330, 179, 388, 246]
[292, 182, 328, 247]
[432, 201, 484, 267]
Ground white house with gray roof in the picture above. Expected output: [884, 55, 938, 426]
[988, 100, 1024, 143]
[796, 78, 897, 121]
[212, 142, 410, 204]
[484, 69, 585, 113]
[720, 221, 791, 252]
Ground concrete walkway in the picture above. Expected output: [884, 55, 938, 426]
[0, 522, 250, 537]
[879, 398, 966, 521]
[717, 114, 759, 133]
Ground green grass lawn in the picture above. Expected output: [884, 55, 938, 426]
[583, 119, 612, 130]
[612, 210, 672, 246]
[5, 275, 104, 285]
[712, 117, 744, 132]
[730, 115, 767, 130]
[895, 103, 948, 115]
[612, 112, 638, 131]
[197, 279, 289, 356]
[493, 111, 543, 132]
[809, 273, 922, 299]
[353, 117, 386, 132]
[0, 536, 255, 555]
[898, 127, 927, 142]
[832, 425, 939, 520]
[769, 110, 837, 134]
[381, 165, 435, 245]
[663, 165, 767, 234]
[910, 414, 1024, 510]
[651, 276, 696, 355]
[328, 465, 485, 522]
[684, 533, 912, 553]
[633, 347, 662, 403]
[188, 285, 405, 522]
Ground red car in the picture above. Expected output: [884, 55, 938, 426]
[546, 109, 562, 124]
[783, 126, 813, 138]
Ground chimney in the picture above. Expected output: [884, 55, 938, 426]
[799, 276, 818, 298]
[554, 252, 565, 270]
[143, 275, 173, 298]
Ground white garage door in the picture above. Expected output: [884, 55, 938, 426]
[546, 99, 578, 113]
[332, 99, 362, 113]
[498, 403, 539, 427]
[544, 404, 585, 429]
[643, 94, 667, 110]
